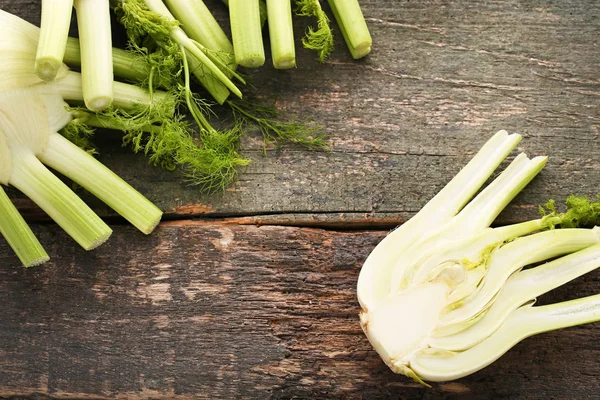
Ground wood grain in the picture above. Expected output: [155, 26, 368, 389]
[0, 222, 598, 399]
[0, 0, 598, 399]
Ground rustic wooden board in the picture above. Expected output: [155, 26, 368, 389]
[0, 223, 599, 399]
[0, 0, 599, 399]
[1, 0, 598, 225]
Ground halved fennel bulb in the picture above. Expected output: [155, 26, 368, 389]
[357, 130, 600, 385]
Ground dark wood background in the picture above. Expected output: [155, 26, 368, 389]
[0, 1, 598, 399]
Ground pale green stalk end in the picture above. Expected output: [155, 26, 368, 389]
[268, 0, 296, 69]
[229, 0, 266, 68]
[327, 0, 371, 59]
[40, 133, 162, 235]
[74, 0, 114, 111]
[0, 186, 49, 267]
[36, 0, 74, 81]
[10, 154, 112, 250]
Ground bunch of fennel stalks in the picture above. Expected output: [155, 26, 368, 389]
[31, 0, 368, 167]
[358, 131, 600, 385]
[0, 0, 372, 267]
[33, 0, 371, 152]
[0, 5, 178, 267]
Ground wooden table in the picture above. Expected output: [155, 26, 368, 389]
[1, 1, 599, 399]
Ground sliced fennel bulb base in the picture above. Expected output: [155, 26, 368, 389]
[357, 131, 600, 385]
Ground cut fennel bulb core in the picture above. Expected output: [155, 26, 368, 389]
[357, 130, 600, 385]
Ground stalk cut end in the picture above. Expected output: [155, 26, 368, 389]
[35, 58, 62, 82]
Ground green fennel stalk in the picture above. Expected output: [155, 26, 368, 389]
[63, 37, 173, 88]
[267, 0, 297, 69]
[229, 0, 265, 67]
[220, 0, 268, 27]
[327, 0, 371, 59]
[39, 133, 163, 234]
[164, 0, 234, 63]
[36, 0, 74, 81]
[0, 186, 49, 267]
[164, 0, 236, 103]
[10, 153, 112, 250]
[73, 0, 114, 111]
[115, 0, 243, 97]
[112, 0, 243, 107]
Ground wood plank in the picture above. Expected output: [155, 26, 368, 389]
[0, 1, 599, 399]
[0, 0, 598, 226]
[0, 222, 598, 399]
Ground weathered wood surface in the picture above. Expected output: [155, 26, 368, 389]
[0, 0, 599, 399]
[0, 223, 599, 399]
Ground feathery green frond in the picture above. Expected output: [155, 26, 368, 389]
[295, 0, 334, 62]
[228, 99, 329, 152]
